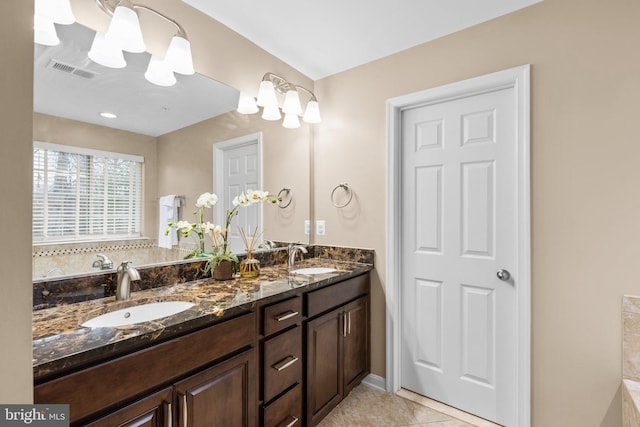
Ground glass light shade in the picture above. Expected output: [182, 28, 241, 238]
[35, 0, 75, 25]
[303, 100, 322, 124]
[282, 90, 302, 115]
[164, 36, 195, 75]
[144, 55, 176, 87]
[262, 104, 282, 121]
[256, 81, 278, 108]
[283, 113, 301, 129]
[34, 14, 60, 46]
[237, 92, 259, 114]
[105, 5, 146, 53]
[88, 32, 126, 69]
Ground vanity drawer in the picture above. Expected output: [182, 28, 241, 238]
[264, 326, 302, 402]
[305, 274, 369, 318]
[263, 296, 302, 336]
[263, 383, 302, 427]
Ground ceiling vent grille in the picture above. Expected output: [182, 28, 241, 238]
[47, 60, 98, 79]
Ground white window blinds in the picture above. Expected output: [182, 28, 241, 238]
[33, 142, 143, 242]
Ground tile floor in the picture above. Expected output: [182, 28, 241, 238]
[317, 384, 499, 427]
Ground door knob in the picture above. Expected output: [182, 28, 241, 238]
[496, 269, 511, 281]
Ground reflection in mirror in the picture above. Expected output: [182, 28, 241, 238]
[34, 23, 239, 136]
[32, 22, 310, 279]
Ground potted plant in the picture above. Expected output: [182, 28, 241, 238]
[167, 189, 278, 280]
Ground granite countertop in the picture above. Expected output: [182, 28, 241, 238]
[33, 258, 372, 382]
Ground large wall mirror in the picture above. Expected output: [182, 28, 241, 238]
[33, 22, 310, 279]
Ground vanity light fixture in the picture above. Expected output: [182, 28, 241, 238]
[91, 0, 195, 86]
[34, 0, 76, 46]
[237, 72, 321, 129]
[34, 0, 195, 87]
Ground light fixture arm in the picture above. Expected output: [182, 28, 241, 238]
[261, 72, 318, 102]
[261, 72, 293, 94]
[95, 0, 188, 39]
[293, 84, 318, 102]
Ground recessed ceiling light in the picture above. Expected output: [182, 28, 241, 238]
[99, 112, 117, 119]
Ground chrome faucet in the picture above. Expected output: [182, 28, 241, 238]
[257, 240, 276, 251]
[116, 261, 140, 301]
[288, 244, 308, 269]
[92, 253, 114, 270]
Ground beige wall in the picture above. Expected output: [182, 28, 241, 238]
[313, 0, 640, 425]
[33, 113, 158, 237]
[0, 1, 34, 403]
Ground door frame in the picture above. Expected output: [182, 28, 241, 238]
[385, 65, 531, 426]
[213, 132, 263, 237]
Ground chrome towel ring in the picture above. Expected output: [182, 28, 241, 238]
[276, 188, 293, 208]
[331, 183, 353, 208]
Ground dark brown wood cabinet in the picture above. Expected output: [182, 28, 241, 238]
[304, 277, 370, 427]
[342, 297, 369, 396]
[35, 271, 370, 427]
[87, 349, 256, 427]
[35, 312, 257, 426]
[305, 307, 344, 426]
[260, 296, 303, 427]
[174, 349, 256, 427]
[85, 387, 173, 427]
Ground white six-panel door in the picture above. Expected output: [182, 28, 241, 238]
[400, 87, 517, 426]
[213, 134, 262, 253]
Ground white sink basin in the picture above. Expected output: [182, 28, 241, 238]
[81, 301, 195, 328]
[291, 267, 337, 275]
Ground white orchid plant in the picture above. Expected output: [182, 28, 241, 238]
[166, 190, 279, 271]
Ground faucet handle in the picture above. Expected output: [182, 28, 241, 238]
[119, 260, 133, 270]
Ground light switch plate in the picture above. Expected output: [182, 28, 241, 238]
[316, 220, 326, 236]
[304, 220, 310, 235]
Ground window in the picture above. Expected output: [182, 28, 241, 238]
[33, 142, 143, 243]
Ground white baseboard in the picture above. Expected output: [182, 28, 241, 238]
[362, 373, 386, 391]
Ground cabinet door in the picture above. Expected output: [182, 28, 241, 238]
[174, 348, 256, 427]
[84, 387, 173, 427]
[343, 296, 370, 395]
[305, 307, 343, 426]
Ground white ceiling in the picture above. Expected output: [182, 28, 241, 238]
[183, 0, 542, 80]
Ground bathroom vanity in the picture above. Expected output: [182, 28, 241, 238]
[33, 255, 372, 427]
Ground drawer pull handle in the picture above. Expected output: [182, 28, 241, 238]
[273, 355, 299, 371]
[278, 415, 299, 427]
[164, 401, 172, 427]
[275, 311, 299, 322]
[182, 395, 188, 427]
[348, 311, 351, 335]
[343, 313, 347, 337]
